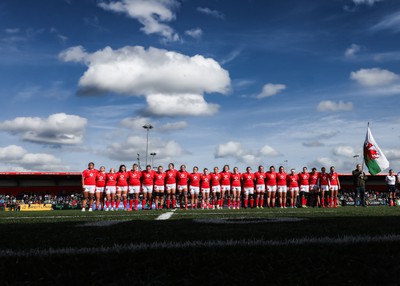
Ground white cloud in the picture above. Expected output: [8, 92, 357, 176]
[98, 0, 180, 41]
[145, 93, 219, 117]
[0, 145, 66, 171]
[0, 113, 87, 145]
[106, 135, 184, 163]
[302, 141, 325, 147]
[120, 116, 187, 131]
[185, 28, 202, 39]
[385, 149, 400, 160]
[345, 44, 361, 57]
[196, 7, 225, 19]
[158, 121, 188, 132]
[4, 28, 20, 34]
[256, 83, 286, 99]
[371, 11, 400, 33]
[332, 145, 356, 158]
[60, 45, 230, 117]
[215, 141, 280, 165]
[317, 100, 353, 112]
[352, 0, 382, 6]
[350, 68, 399, 86]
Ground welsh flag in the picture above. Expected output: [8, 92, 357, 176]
[363, 126, 389, 175]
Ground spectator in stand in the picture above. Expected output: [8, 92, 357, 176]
[385, 169, 397, 207]
[82, 162, 98, 212]
[352, 164, 368, 207]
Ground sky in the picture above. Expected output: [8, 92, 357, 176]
[0, 0, 399, 174]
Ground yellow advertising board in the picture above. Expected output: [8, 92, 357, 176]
[19, 204, 53, 211]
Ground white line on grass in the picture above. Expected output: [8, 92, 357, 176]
[1, 214, 160, 220]
[2, 234, 400, 258]
[155, 209, 176, 220]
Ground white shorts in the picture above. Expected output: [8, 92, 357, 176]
[154, 185, 165, 192]
[330, 185, 339, 191]
[212, 185, 221, 193]
[96, 187, 104, 193]
[166, 183, 176, 191]
[221, 185, 230, 191]
[177, 185, 187, 191]
[256, 184, 266, 192]
[190, 186, 200, 194]
[232, 186, 241, 192]
[277, 186, 287, 193]
[267, 185, 277, 192]
[142, 185, 154, 193]
[289, 187, 299, 192]
[300, 185, 310, 193]
[105, 186, 116, 194]
[129, 186, 140, 194]
[201, 188, 210, 193]
[117, 186, 128, 192]
[320, 185, 329, 192]
[243, 187, 254, 195]
[84, 185, 96, 194]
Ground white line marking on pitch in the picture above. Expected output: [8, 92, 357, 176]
[155, 209, 177, 220]
[2, 234, 400, 258]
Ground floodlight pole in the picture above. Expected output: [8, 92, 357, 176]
[142, 124, 154, 166]
[150, 152, 157, 168]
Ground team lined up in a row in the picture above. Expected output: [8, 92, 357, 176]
[81, 162, 341, 211]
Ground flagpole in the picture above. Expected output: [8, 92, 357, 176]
[361, 122, 369, 171]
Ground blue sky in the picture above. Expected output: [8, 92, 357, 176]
[0, 0, 399, 173]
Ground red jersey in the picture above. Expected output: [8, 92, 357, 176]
[176, 170, 190, 185]
[189, 173, 201, 187]
[220, 172, 231, 186]
[276, 172, 287, 186]
[309, 172, 319, 185]
[329, 172, 339, 186]
[210, 173, 221, 187]
[200, 174, 211, 188]
[142, 170, 155, 186]
[127, 170, 142, 186]
[242, 172, 255, 188]
[231, 173, 241, 187]
[82, 168, 98, 185]
[318, 173, 330, 186]
[116, 172, 128, 186]
[287, 174, 299, 188]
[265, 171, 277, 186]
[154, 172, 166, 186]
[254, 171, 266, 185]
[299, 172, 310, 186]
[106, 173, 117, 186]
[96, 172, 106, 187]
[165, 169, 177, 184]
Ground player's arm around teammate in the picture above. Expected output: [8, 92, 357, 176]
[299, 167, 310, 208]
[255, 165, 266, 208]
[116, 165, 128, 211]
[95, 166, 106, 211]
[220, 165, 232, 209]
[200, 168, 211, 209]
[287, 169, 299, 208]
[231, 167, 242, 209]
[276, 166, 288, 208]
[165, 163, 177, 209]
[127, 164, 141, 211]
[154, 166, 166, 210]
[104, 168, 117, 211]
[189, 166, 201, 209]
[242, 167, 255, 208]
[265, 166, 277, 208]
[81, 162, 98, 212]
[329, 166, 340, 208]
[177, 165, 190, 210]
[141, 165, 155, 210]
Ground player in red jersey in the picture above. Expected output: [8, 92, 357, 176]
[265, 166, 277, 208]
[210, 167, 221, 209]
[154, 165, 166, 210]
[82, 162, 98, 212]
[242, 166, 255, 208]
[298, 167, 310, 208]
[329, 166, 341, 208]
[104, 168, 117, 211]
[276, 166, 288, 208]
[127, 164, 142, 211]
[95, 166, 106, 211]
[116, 165, 128, 211]
[200, 168, 211, 209]
[231, 167, 242, 209]
[189, 166, 201, 209]
[220, 165, 232, 209]
[142, 165, 155, 210]
[317, 167, 330, 208]
[165, 163, 177, 209]
[308, 168, 319, 207]
[254, 165, 266, 208]
[287, 169, 299, 208]
[176, 165, 190, 210]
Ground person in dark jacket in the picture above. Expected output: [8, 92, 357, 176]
[352, 164, 368, 207]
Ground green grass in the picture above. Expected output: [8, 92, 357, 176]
[1, 207, 400, 285]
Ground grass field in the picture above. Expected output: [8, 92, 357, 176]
[1, 207, 400, 285]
